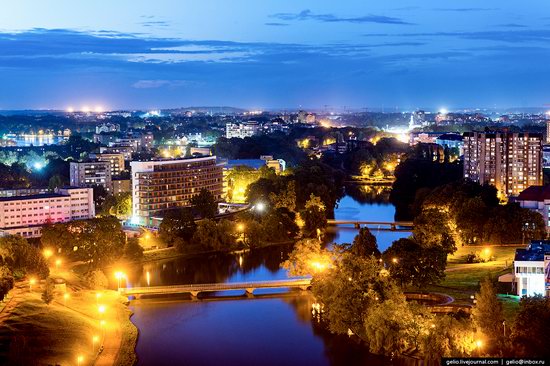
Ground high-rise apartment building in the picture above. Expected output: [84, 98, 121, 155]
[546, 120, 550, 143]
[463, 131, 543, 196]
[90, 153, 125, 176]
[70, 161, 112, 192]
[130, 156, 224, 225]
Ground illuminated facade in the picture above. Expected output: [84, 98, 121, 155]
[463, 132, 543, 196]
[514, 241, 550, 297]
[131, 156, 224, 225]
[225, 122, 260, 139]
[70, 160, 112, 192]
[91, 153, 125, 176]
[0, 187, 95, 238]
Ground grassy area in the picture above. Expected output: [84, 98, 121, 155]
[0, 272, 138, 366]
[426, 245, 519, 305]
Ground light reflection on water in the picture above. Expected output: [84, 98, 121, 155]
[130, 191, 410, 366]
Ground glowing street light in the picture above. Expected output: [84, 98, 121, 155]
[115, 271, 126, 290]
[55, 258, 62, 269]
[236, 223, 244, 232]
[392, 257, 399, 264]
[63, 292, 70, 305]
[43, 248, 53, 259]
[29, 277, 36, 291]
[255, 202, 265, 212]
[92, 335, 99, 352]
[77, 355, 84, 366]
[98, 304, 106, 314]
[96, 292, 102, 305]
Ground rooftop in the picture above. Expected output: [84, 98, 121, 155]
[0, 193, 66, 202]
[516, 185, 550, 202]
[514, 240, 550, 262]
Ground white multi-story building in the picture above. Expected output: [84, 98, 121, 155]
[70, 161, 112, 192]
[226, 122, 260, 139]
[90, 153, 125, 176]
[514, 241, 550, 297]
[0, 187, 95, 237]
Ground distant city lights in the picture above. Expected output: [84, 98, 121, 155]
[439, 108, 449, 115]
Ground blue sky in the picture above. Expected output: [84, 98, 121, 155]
[1, 0, 549, 110]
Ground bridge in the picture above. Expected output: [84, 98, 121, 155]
[326, 219, 414, 230]
[119, 278, 312, 299]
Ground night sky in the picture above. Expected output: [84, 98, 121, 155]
[1, 1, 549, 110]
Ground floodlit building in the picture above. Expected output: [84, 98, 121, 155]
[0, 187, 95, 237]
[70, 161, 112, 192]
[130, 156, 224, 226]
[513, 241, 550, 297]
[225, 122, 260, 139]
[463, 132, 543, 196]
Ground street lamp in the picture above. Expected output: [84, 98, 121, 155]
[55, 258, 62, 269]
[77, 355, 84, 366]
[29, 278, 36, 291]
[96, 292, 102, 305]
[392, 257, 398, 264]
[43, 248, 53, 259]
[63, 293, 70, 305]
[98, 305, 106, 317]
[92, 335, 99, 353]
[255, 202, 265, 213]
[115, 271, 125, 290]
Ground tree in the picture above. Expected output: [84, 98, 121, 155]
[351, 227, 380, 257]
[123, 238, 144, 262]
[0, 235, 49, 279]
[158, 208, 197, 248]
[269, 180, 297, 212]
[282, 239, 330, 277]
[422, 315, 478, 362]
[413, 208, 457, 254]
[191, 188, 217, 219]
[102, 192, 132, 219]
[0, 265, 14, 301]
[192, 219, 237, 251]
[92, 185, 110, 211]
[363, 295, 431, 355]
[511, 295, 550, 357]
[301, 194, 327, 237]
[383, 238, 447, 288]
[41, 217, 126, 269]
[312, 253, 401, 340]
[84, 270, 109, 290]
[42, 279, 55, 305]
[261, 208, 299, 242]
[48, 174, 65, 191]
[472, 278, 505, 353]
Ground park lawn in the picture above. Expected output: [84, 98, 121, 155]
[425, 245, 520, 305]
[0, 283, 137, 366]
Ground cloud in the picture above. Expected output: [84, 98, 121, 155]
[362, 29, 550, 43]
[132, 79, 190, 88]
[433, 8, 497, 12]
[265, 22, 289, 27]
[270, 9, 413, 25]
[496, 23, 527, 28]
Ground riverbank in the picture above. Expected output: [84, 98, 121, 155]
[0, 268, 138, 366]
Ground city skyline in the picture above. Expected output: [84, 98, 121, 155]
[1, 1, 550, 110]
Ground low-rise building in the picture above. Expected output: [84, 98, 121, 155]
[0, 187, 95, 237]
[516, 186, 550, 233]
[112, 178, 131, 195]
[514, 241, 550, 297]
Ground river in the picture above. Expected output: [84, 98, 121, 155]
[129, 188, 411, 366]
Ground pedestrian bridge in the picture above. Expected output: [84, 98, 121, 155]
[326, 219, 414, 230]
[119, 278, 312, 299]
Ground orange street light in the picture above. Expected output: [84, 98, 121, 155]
[55, 258, 62, 269]
[114, 271, 126, 290]
[236, 223, 245, 232]
[392, 257, 398, 264]
[77, 355, 84, 366]
[43, 248, 53, 259]
[92, 335, 99, 352]
[63, 292, 70, 305]
[96, 292, 102, 304]
[29, 277, 36, 291]
[98, 305, 106, 316]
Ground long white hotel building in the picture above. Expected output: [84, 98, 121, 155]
[0, 187, 95, 237]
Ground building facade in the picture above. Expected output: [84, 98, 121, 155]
[225, 122, 260, 139]
[0, 187, 95, 237]
[91, 153, 125, 176]
[463, 132, 543, 196]
[70, 161, 112, 192]
[130, 156, 224, 225]
[514, 241, 550, 297]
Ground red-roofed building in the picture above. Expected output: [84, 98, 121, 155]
[516, 185, 550, 232]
